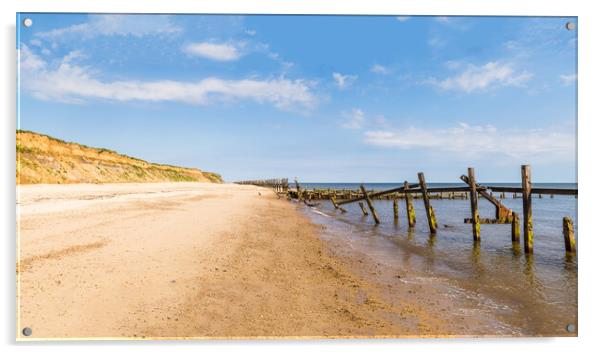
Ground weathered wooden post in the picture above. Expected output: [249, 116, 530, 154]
[418, 172, 437, 234]
[521, 165, 534, 254]
[358, 201, 369, 216]
[563, 217, 576, 253]
[360, 184, 380, 224]
[295, 178, 303, 201]
[460, 174, 513, 223]
[330, 196, 347, 213]
[430, 206, 438, 229]
[403, 181, 416, 227]
[393, 199, 399, 221]
[511, 211, 520, 244]
[468, 167, 480, 242]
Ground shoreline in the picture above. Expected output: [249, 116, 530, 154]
[302, 199, 577, 337]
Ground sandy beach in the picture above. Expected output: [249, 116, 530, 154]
[17, 182, 411, 339]
[17, 182, 515, 339]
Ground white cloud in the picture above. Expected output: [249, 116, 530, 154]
[35, 15, 181, 40]
[428, 36, 446, 48]
[332, 72, 357, 90]
[245, 29, 256, 36]
[363, 122, 574, 161]
[373, 115, 390, 129]
[341, 108, 365, 129]
[19, 46, 46, 71]
[427, 61, 532, 92]
[396, 16, 410, 22]
[183, 42, 241, 61]
[444, 60, 463, 69]
[19, 46, 317, 110]
[432, 16, 470, 31]
[370, 64, 389, 74]
[560, 74, 577, 85]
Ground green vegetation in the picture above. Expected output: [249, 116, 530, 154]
[16, 144, 37, 154]
[204, 172, 223, 183]
[162, 169, 198, 182]
[97, 148, 117, 154]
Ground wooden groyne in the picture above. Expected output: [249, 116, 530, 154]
[284, 186, 571, 202]
[234, 178, 289, 193]
[290, 165, 577, 257]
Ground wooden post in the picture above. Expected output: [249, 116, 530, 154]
[403, 181, 416, 227]
[522, 165, 534, 254]
[358, 201, 369, 216]
[360, 185, 380, 224]
[330, 196, 347, 213]
[468, 167, 480, 242]
[563, 217, 576, 253]
[456, 175, 513, 222]
[511, 211, 520, 244]
[393, 199, 399, 220]
[430, 206, 438, 229]
[418, 172, 437, 234]
[295, 178, 303, 201]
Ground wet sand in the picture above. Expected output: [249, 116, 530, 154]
[18, 182, 494, 339]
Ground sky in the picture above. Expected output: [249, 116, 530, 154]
[17, 14, 577, 182]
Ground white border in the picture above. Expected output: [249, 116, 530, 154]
[2, 1, 600, 353]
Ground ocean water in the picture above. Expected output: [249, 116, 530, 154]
[297, 182, 577, 191]
[297, 182, 577, 335]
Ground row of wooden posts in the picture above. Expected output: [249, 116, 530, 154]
[287, 165, 577, 256]
[234, 178, 289, 192]
[282, 189, 555, 201]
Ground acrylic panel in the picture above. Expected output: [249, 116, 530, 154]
[16, 13, 578, 340]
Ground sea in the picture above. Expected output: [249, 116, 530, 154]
[295, 182, 577, 336]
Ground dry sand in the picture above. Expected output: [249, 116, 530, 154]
[17, 182, 472, 339]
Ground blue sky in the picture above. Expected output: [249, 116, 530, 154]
[17, 14, 577, 182]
